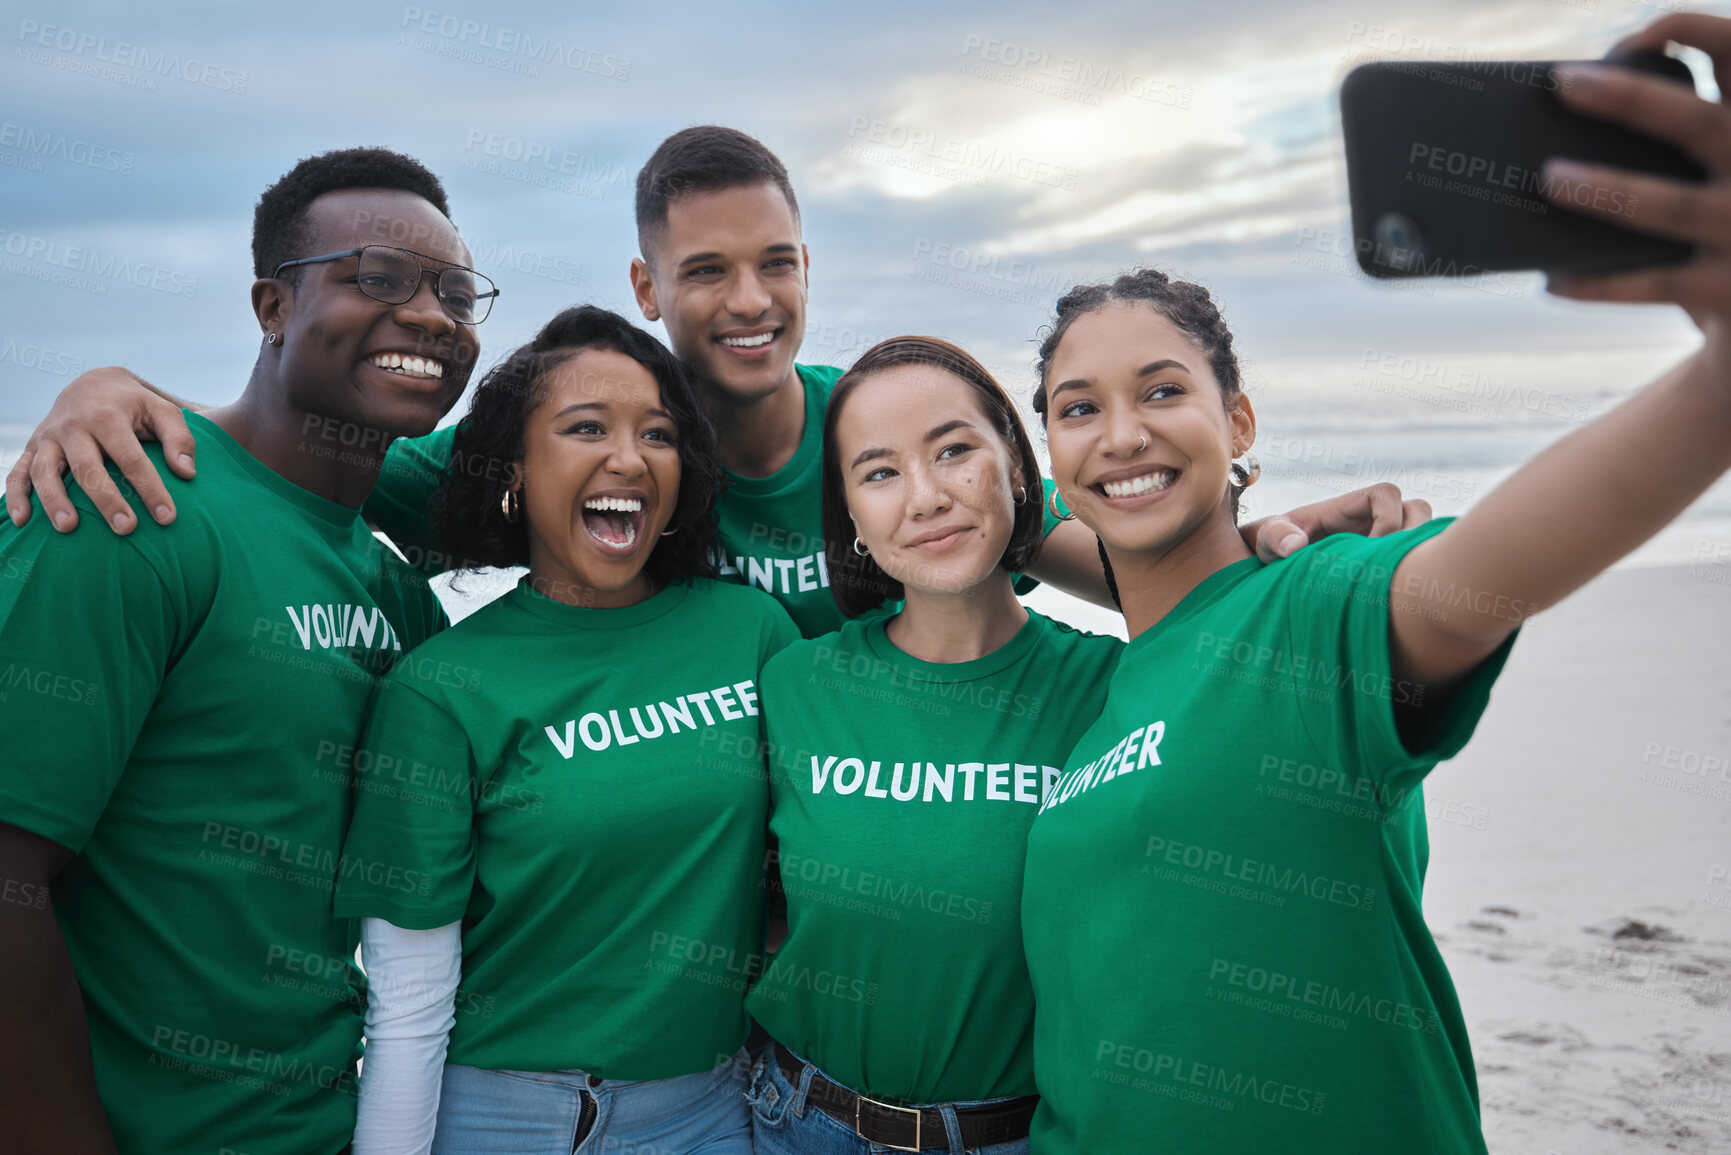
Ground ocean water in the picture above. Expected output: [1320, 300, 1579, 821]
[1241, 378, 1731, 570]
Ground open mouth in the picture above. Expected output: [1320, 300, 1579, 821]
[1097, 469, 1179, 500]
[581, 495, 646, 556]
[367, 351, 445, 381]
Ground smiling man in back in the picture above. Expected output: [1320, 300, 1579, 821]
[0, 148, 481, 1154]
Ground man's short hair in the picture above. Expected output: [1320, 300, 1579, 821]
[253, 147, 452, 281]
[634, 126, 799, 256]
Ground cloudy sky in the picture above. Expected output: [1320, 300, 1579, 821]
[0, 0, 1720, 444]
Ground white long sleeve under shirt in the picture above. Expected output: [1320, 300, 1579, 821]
[351, 918, 463, 1155]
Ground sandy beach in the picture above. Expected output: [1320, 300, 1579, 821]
[1417, 560, 1731, 1154]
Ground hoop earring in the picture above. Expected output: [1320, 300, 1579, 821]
[852, 537, 870, 557]
[265, 332, 279, 345]
[660, 522, 679, 537]
[500, 489, 519, 524]
[1229, 452, 1261, 489]
[1013, 485, 1029, 506]
[1047, 487, 1076, 522]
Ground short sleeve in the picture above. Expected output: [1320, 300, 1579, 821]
[0, 505, 179, 851]
[334, 676, 479, 928]
[1280, 518, 1516, 795]
[366, 426, 457, 576]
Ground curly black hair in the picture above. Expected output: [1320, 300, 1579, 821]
[432, 305, 724, 590]
[635, 126, 799, 256]
[253, 147, 451, 281]
[1032, 267, 1249, 608]
[822, 336, 1045, 619]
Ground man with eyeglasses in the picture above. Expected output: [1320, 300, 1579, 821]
[0, 147, 484, 1155]
[272, 243, 499, 327]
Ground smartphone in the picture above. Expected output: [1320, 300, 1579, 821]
[1340, 53, 1706, 278]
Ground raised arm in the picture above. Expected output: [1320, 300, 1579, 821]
[1389, 14, 1731, 689]
[4, 367, 198, 534]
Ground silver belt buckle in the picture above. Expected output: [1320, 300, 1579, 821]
[855, 1093, 922, 1151]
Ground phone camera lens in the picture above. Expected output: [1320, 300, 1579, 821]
[1373, 213, 1425, 273]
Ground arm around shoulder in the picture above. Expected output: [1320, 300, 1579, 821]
[6, 365, 199, 537]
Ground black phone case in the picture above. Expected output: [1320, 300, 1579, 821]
[1340, 54, 1705, 278]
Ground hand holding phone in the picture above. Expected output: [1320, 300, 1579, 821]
[1542, 14, 1731, 329]
[1341, 50, 1704, 279]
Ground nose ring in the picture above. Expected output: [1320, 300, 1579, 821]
[1136, 435, 1147, 453]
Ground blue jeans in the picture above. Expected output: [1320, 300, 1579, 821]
[747, 1048, 1031, 1155]
[432, 1050, 753, 1154]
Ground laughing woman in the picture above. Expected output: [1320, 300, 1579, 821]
[1019, 19, 1731, 1151]
[744, 338, 1124, 1155]
[333, 305, 797, 1155]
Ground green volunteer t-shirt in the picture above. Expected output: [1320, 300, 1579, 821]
[1021, 519, 1513, 1155]
[0, 411, 446, 1155]
[368, 363, 1060, 637]
[712, 362, 845, 636]
[333, 577, 799, 1078]
[746, 610, 1122, 1102]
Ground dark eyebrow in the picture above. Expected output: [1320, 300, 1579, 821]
[676, 243, 799, 271]
[1137, 359, 1189, 378]
[924, 419, 973, 442]
[849, 418, 977, 470]
[554, 402, 673, 420]
[1050, 359, 1191, 401]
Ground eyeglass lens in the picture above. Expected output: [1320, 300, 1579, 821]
[358, 247, 492, 323]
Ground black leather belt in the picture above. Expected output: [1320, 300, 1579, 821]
[775, 1043, 1038, 1152]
